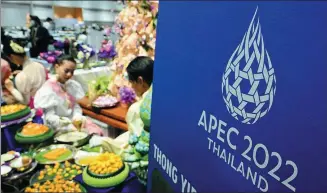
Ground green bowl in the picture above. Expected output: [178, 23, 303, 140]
[15, 128, 54, 144]
[82, 163, 129, 188]
[86, 163, 125, 178]
[1, 107, 31, 122]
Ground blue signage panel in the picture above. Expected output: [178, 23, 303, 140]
[148, 1, 327, 192]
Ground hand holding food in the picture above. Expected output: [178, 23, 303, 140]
[4, 79, 14, 91]
[59, 117, 72, 127]
[72, 116, 86, 131]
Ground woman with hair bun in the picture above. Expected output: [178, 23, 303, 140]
[34, 55, 103, 135]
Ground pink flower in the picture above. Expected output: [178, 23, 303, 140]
[102, 40, 108, 45]
[104, 45, 111, 52]
[100, 48, 104, 52]
[107, 40, 113, 46]
[40, 53, 45, 57]
[47, 56, 55, 63]
[54, 50, 61, 56]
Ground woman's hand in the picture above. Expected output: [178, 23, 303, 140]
[88, 127, 104, 136]
[3, 94, 16, 104]
[72, 116, 87, 131]
[12, 70, 21, 75]
[4, 79, 14, 91]
[60, 123, 77, 132]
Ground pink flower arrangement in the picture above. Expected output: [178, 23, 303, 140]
[98, 40, 117, 60]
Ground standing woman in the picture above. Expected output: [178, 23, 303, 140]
[29, 15, 51, 57]
[34, 55, 103, 135]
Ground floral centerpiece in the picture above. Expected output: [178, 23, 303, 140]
[39, 50, 63, 64]
[87, 75, 113, 103]
[53, 40, 64, 49]
[53, 38, 70, 54]
[107, 0, 158, 98]
[103, 27, 111, 36]
[118, 86, 136, 107]
[98, 40, 117, 63]
[73, 42, 95, 69]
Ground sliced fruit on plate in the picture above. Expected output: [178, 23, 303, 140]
[43, 148, 70, 160]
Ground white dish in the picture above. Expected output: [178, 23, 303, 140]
[1, 154, 15, 162]
[1, 165, 12, 176]
[10, 157, 23, 168]
[56, 131, 88, 143]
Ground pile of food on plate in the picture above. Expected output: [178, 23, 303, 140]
[31, 161, 82, 184]
[82, 152, 129, 188]
[1, 104, 31, 122]
[92, 95, 118, 108]
[15, 122, 54, 144]
[25, 178, 86, 193]
[34, 144, 75, 164]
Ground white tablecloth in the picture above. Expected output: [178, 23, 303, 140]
[49, 66, 112, 92]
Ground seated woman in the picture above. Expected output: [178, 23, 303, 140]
[114, 56, 153, 145]
[15, 60, 47, 107]
[34, 55, 103, 135]
[1, 59, 24, 105]
[1, 40, 48, 108]
[2, 40, 25, 75]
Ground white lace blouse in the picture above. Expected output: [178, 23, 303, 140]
[34, 77, 85, 129]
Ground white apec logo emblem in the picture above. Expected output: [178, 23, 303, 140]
[222, 7, 277, 124]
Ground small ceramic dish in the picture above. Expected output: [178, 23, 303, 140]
[10, 156, 32, 172]
[1, 153, 15, 162]
[1, 165, 12, 177]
